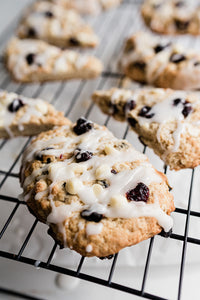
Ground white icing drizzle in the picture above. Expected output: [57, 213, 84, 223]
[138, 91, 186, 125]
[137, 91, 193, 153]
[86, 223, 103, 236]
[7, 39, 94, 81]
[56, 274, 80, 290]
[121, 31, 200, 85]
[19, 1, 83, 38]
[34, 260, 41, 269]
[47, 201, 82, 224]
[172, 122, 186, 152]
[0, 91, 49, 137]
[21, 124, 173, 245]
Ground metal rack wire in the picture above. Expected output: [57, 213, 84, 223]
[0, 1, 200, 299]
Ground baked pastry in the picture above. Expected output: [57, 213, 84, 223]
[120, 31, 200, 90]
[0, 90, 69, 138]
[141, 0, 200, 35]
[5, 38, 103, 83]
[50, 0, 122, 15]
[17, 1, 99, 48]
[20, 117, 174, 257]
[92, 88, 200, 170]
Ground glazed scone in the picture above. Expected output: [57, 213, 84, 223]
[121, 31, 200, 90]
[5, 38, 103, 83]
[92, 88, 200, 170]
[141, 0, 200, 35]
[50, 0, 122, 15]
[0, 90, 69, 138]
[17, 1, 99, 48]
[20, 118, 174, 257]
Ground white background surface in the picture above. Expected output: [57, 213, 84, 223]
[0, 1, 200, 300]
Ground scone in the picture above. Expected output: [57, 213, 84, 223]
[92, 88, 200, 170]
[20, 117, 174, 257]
[50, 0, 122, 15]
[17, 1, 99, 48]
[0, 90, 69, 138]
[141, 0, 200, 35]
[5, 38, 103, 83]
[120, 31, 200, 90]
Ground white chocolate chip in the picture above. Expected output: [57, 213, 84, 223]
[104, 145, 117, 155]
[65, 178, 82, 194]
[92, 184, 103, 196]
[172, 45, 184, 54]
[71, 164, 86, 173]
[95, 164, 111, 180]
[110, 195, 128, 209]
[35, 101, 48, 114]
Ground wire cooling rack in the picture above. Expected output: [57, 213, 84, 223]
[0, 1, 200, 299]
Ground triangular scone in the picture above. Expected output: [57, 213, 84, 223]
[121, 31, 200, 90]
[92, 88, 200, 170]
[5, 38, 103, 83]
[50, 0, 122, 15]
[141, 0, 200, 35]
[0, 90, 69, 138]
[16, 1, 99, 48]
[20, 118, 174, 257]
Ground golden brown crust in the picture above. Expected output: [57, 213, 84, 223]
[16, 1, 99, 48]
[21, 121, 174, 257]
[141, 0, 200, 35]
[0, 90, 69, 138]
[120, 32, 200, 90]
[5, 38, 103, 83]
[92, 88, 200, 170]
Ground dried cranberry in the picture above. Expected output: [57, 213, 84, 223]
[8, 98, 24, 112]
[112, 104, 119, 115]
[175, 19, 190, 31]
[74, 148, 93, 162]
[132, 61, 146, 70]
[69, 37, 80, 46]
[97, 180, 109, 188]
[138, 106, 155, 119]
[27, 27, 36, 37]
[154, 42, 171, 54]
[170, 53, 186, 63]
[126, 182, 149, 202]
[44, 11, 54, 18]
[111, 169, 117, 174]
[73, 117, 94, 135]
[35, 153, 43, 161]
[173, 98, 182, 106]
[182, 101, 192, 118]
[175, 1, 185, 7]
[81, 210, 103, 222]
[127, 117, 137, 128]
[124, 99, 136, 112]
[173, 99, 192, 117]
[26, 53, 36, 65]
[125, 43, 135, 53]
[46, 158, 51, 164]
[194, 61, 200, 66]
